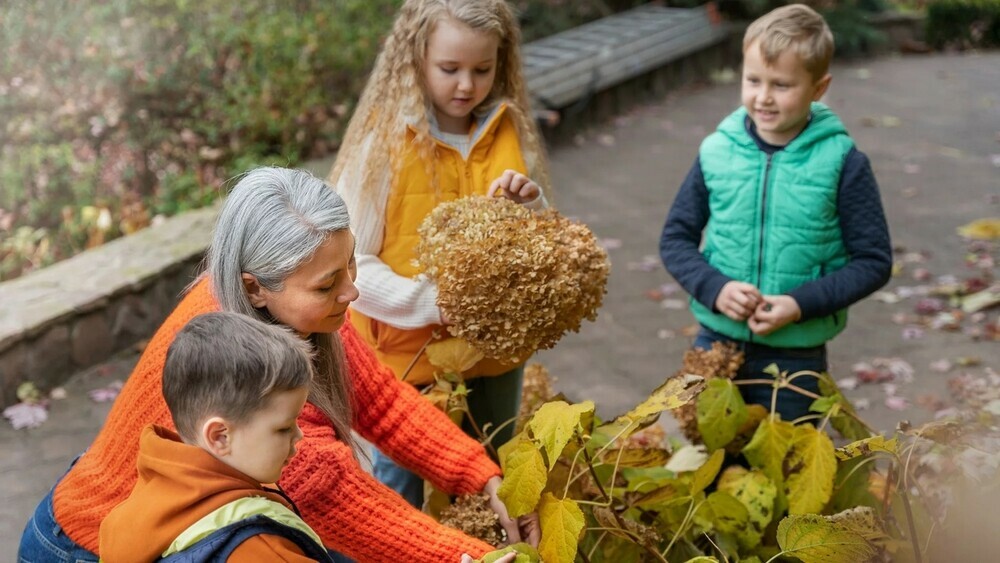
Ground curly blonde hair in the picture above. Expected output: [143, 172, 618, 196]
[328, 0, 551, 205]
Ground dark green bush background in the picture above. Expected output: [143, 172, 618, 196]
[926, 0, 1000, 48]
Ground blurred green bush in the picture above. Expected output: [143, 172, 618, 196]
[0, 0, 658, 281]
[1, 0, 400, 280]
[926, 0, 1000, 48]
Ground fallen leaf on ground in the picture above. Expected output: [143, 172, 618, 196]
[902, 326, 925, 340]
[957, 218, 1000, 240]
[89, 380, 124, 403]
[885, 396, 909, 411]
[3, 402, 48, 430]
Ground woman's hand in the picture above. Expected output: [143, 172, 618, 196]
[483, 475, 521, 545]
[487, 170, 541, 205]
[518, 512, 540, 548]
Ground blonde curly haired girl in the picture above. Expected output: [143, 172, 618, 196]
[328, 0, 552, 516]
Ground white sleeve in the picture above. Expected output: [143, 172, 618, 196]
[352, 255, 444, 329]
[334, 135, 444, 330]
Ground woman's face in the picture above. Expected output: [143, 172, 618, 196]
[245, 230, 359, 336]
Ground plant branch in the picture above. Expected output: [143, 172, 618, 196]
[400, 334, 435, 382]
[734, 378, 822, 400]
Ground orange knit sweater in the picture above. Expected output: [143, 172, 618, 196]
[53, 278, 499, 561]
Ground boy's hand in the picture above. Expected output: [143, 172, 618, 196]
[715, 281, 762, 321]
[748, 295, 801, 335]
[483, 475, 521, 545]
[487, 170, 541, 205]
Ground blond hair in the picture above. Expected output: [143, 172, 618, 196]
[743, 4, 834, 81]
[328, 0, 550, 206]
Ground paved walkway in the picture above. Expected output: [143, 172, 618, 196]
[2, 52, 998, 552]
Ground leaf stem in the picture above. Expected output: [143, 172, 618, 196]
[400, 334, 435, 382]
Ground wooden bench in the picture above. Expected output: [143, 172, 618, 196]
[523, 3, 730, 116]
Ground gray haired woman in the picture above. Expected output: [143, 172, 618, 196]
[19, 167, 521, 563]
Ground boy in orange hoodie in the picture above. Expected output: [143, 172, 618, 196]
[99, 312, 331, 562]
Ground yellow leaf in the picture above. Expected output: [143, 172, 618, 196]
[498, 432, 526, 475]
[425, 338, 484, 374]
[528, 400, 595, 466]
[718, 466, 777, 548]
[498, 441, 547, 517]
[827, 506, 889, 543]
[785, 425, 837, 514]
[777, 513, 877, 563]
[599, 447, 672, 468]
[538, 493, 585, 563]
[697, 378, 749, 450]
[835, 435, 899, 461]
[742, 417, 794, 486]
[598, 374, 704, 440]
[742, 417, 795, 516]
[957, 217, 1000, 240]
[691, 448, 725, 495]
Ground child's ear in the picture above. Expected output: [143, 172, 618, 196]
[242, 273, 268, 309]
[200, 417, 233, 456]
[813, 73, 832, 101]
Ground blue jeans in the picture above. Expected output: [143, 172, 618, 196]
[694, 327, 824, 422]
[19, 456, 98, 563]
[374, 365, 525, 508]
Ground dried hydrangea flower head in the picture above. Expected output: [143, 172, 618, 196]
[415, 197, 609, 362]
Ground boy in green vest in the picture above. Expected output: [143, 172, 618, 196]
[659, 4, 892, 422]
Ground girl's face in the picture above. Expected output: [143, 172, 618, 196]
[423, 17, 499, 134]
[245, 230, 359, 337]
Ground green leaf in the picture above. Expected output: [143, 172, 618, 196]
[742, 417, 794, 485]
[698, 491, 752, 544]
[817, 374, 871, 440]
[498, 441, 548, 518]
[828, 457, 880, 514]
[476, 543, 540, 563]
[763, 363, 781, 377]
[598, 374, 704, 439]
[696, 378, 749, 450]
[538, 493, 585, 563]
[529, 400, 595, 466]
[776, 513, 876, 563]
[683, 558, 720, 562]
[809, 395, 839, 414]
[835, 435, 899, 461]
[717, 466, 776, 548]
[691, 448, 725, 495]
[785, 425, 837, 515]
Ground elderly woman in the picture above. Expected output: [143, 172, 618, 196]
[18, 168, 523, 562]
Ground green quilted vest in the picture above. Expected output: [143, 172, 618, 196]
[692, 102, 854, 348]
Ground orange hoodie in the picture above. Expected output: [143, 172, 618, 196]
[99, 425, 319, 562]
[54, 277, 498, 561]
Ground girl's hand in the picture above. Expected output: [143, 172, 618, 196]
[483, 475, 521, 545]
[748, 295, 801, 335]
[488, 169, 541, 205]
[714, 281, 762, 322]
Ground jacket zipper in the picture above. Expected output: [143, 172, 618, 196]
[752, 153, 774, 342]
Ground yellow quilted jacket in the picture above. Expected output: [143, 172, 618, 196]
[350, 104, 527, 386]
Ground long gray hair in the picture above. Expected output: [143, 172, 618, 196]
[206, 166, 357, 455]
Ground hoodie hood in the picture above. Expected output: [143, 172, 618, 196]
[99, 424, 292, 562]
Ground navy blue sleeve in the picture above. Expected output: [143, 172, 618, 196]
[659, 157, 733, 310]
[787, 148, 893, 320]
